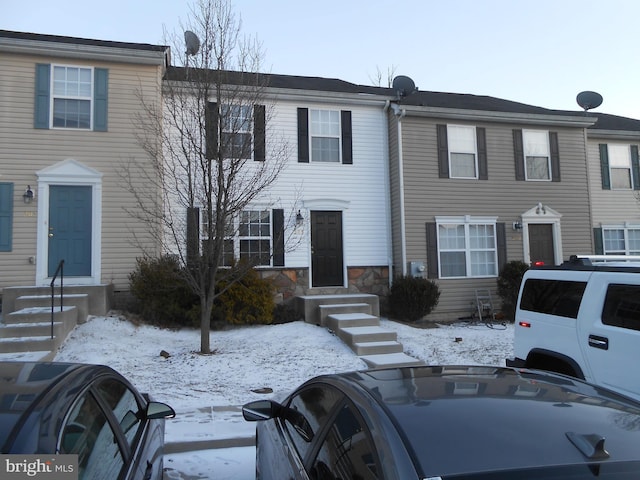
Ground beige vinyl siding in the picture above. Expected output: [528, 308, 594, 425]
[587, 139, 640, 225]
[396, 117, 592, 320]
[0, 51, 162, 293]
[386, 113, 403, 274]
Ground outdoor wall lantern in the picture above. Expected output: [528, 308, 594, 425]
[296, 210, 304, 226]
[23, 186, 34, 204]
[513, 221, 523, 231]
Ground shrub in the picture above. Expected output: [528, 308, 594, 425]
[272, 302, 301, 324]
[128, 255, 199, 327]
[389, 275, 441, 322]
[497, 261, 529, 321]
[215, 267, 275, 325]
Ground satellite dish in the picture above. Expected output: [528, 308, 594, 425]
[392, 75, 416, 99]
[184, 30, 200, 56]
[576, 91, 603, 111]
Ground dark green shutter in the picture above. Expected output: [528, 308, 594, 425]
[253, 104, 266, 162]
[205, 102, 218, 159]
[93, 68, 108, 131]
[631, 145, 640, 190]
[272, 209, 285, 266]
[593, 227, 604, 255]
[437, 125, 449, 178]
[599, 144, 611, 190]
[477, 127, 488, 180]
[0, 183, 14, 252]
[426, 222, 438, 278]
[297, 108, 309, 163]
[341, 110, 353, 164]
[513, 129, 525, 181]
[496, 222, 506, 272]
[549, 131, 560, 181]
[34, 64, 50, 129]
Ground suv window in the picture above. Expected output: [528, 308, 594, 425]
[520, 279, 587, 318]
[94, 378, 142, 447]
[602, 284, 640, 331]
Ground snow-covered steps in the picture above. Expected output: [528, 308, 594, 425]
[360, 352, 425, 369]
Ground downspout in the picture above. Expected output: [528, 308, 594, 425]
[390, 103, 408, 276]
[582, 125, 595, 254]
[383, 101, 393, 289]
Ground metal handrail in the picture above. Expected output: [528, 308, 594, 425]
[50, 259, 64, 339]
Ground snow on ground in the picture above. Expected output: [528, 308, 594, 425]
[53, 313, 514, 479]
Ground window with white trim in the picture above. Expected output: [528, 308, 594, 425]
[437, 217, 498, 278]
[310, 109, 340, 162]
[221, 104, 252, 159]
[239, 210, 271, 266]
[603, 226, 640, 255]
[608, 145, 633, 189]
[52, 65, 93, 129]
[448, 125, 477, 178]
[523, 130, 551, 180]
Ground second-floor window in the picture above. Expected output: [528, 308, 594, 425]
[297, 108, 352, 164]
[221, 104, 252, 159]
[448, 125, 478, 178]
[607, 145, 635, 189]
[52, 66, 92, 129]
[523, 130, 551, 180]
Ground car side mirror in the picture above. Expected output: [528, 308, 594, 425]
[147, 401, 176, 419]
[243, 399, 281, 421]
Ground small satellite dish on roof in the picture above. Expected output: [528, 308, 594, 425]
[392, 75, 416, 99]
[576, 91, 603, 111]
[184, 30, 200, 56]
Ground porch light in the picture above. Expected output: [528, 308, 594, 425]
[513, 221, 523, 231]
[296, 210, 304, 226]
[23, 186, 34, 204]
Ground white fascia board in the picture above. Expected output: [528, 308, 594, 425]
[399, 105, 597, 128]
[586, 129, 640, 141]
[0, 38, 168, 66]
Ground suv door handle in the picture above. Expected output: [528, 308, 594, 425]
[588, 335, 609, 350]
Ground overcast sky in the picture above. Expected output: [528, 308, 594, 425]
[5, 0, 640, 119]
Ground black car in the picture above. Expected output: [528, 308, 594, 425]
[0, 362, 175, 480]
[243, 365, 640, 479]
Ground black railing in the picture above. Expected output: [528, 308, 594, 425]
[50, 259, 64, 339]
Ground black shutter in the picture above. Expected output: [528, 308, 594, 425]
[549, 131, 561, 182]
[599, 144, 611, 190]
[496, 222, 506, 272]
[437, 124, 449, 178]
[341, 110, 353, 164]
[593, 227, 604, 255]
[513, 129, 525, 181]
[297, 108, 309, 163]
[477, 127, 488, 180]
[253, 104, 266, 162]
[186, 207, 200, 269]
[205, 102, 218, 160]
[272, 209, 285, 266]
[426, 223, 439, 278]
[631, 145, 640, 190]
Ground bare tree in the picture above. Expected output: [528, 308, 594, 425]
[369, 65, 398, 88]
[124, 0, 288, 353]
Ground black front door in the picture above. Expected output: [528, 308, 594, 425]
[529, 223, 555, 266]
[311, 211, 344, 287]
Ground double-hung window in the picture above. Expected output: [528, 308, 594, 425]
[608, 145, 633, 189]
[437, 217, 498, 278]
[52, 65, 93, 129]
[448, 125, 478, 178]
[602, 226, 640, 255]
[239, 210, 271, 266]
[523, 130, 551, 180]
[310, 110, 341, 162]
[221, 104, 252, 159]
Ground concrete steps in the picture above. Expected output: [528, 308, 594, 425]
[298, 294, 423, 369]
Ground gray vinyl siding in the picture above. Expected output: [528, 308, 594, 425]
[396, 117, 592, 320]
[0, 51, 162, 293]
[386, 113, 404, 274]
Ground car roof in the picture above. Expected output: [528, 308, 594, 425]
[0, 362, 112, 451]
[321, 366, 640, 478]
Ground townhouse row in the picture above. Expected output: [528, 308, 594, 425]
[1, 30, 639, 320]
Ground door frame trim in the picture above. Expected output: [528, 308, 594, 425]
[521, 203, 563, 266]
[36, 159, 103, 286]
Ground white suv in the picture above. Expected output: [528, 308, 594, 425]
[507, 256, 640, 401]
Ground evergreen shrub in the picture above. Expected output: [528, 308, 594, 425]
[497, 260, 529, 321]
[389, 275, 441, 322]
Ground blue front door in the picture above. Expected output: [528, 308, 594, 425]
[48, 186, 92, 277]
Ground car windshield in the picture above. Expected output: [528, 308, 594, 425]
[441, 460, 640, 479]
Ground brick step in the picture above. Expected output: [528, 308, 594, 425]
[352, 340, 404, 356]
[326, 313, 379, 332]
